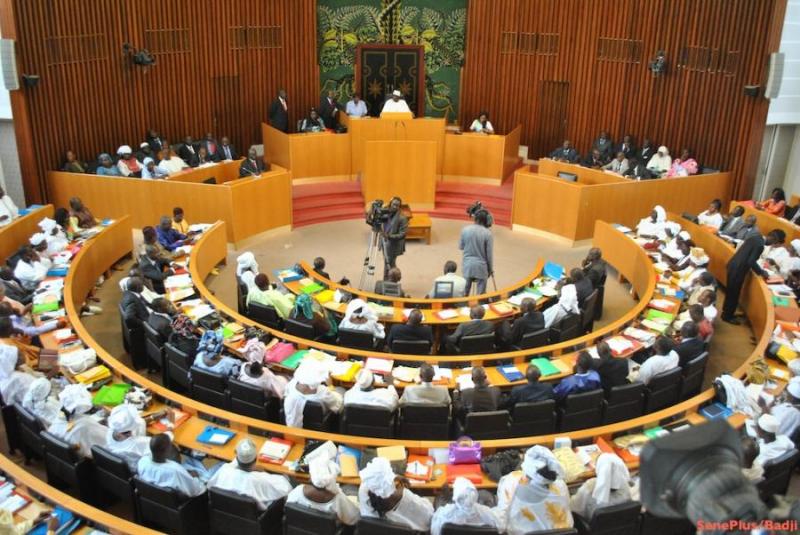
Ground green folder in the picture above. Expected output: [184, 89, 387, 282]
[300, 283, 324, 295]
[281, 350, 308, 370]
[645, 308, 674, 322]
[643, 426, 665, 439]
[530, 357, 560, 377]
[32, 301, 60, 314]
[92, 383, 132, 406]
[773, 296, 791, 307]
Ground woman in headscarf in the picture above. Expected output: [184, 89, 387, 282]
[543, 284, 579, 328]
[141, 157, 167, 179]
[283, 360, 343, 428]
[54, 207, 77, 239]
[636, 205, 667, 239]
[192, 330, 240, 376]
[358, 457, 433, 531]
[236, 252, 259, 291]
[646, 146, 671, 177]
[494, 446, 573, 534]
[0, 343, 34, 406]
[95, 153, 121, 177]
[289, 293, 337, 341]
[339, 298, 385, 340]
[666, 148, 699, 177]
[659, 225, 685, 260]
[286, 457, 360, 525]
[570, 453, 634, 520]
[238, 361, 288, 399]
[116, 145, 142, 177]
[431, 477, 500, 535]
[22, 377, 61, 427]
[38, 217, 69, 256]
[47, 384, 108, 458]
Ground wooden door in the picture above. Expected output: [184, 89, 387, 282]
[536, 81, 570, 157]
[356, 44, 425, 117]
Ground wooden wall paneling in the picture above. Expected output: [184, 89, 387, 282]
[226, 166, 293, 245]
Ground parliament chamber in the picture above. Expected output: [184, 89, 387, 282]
[0, 0, 798, 534]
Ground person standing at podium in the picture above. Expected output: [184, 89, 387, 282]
[381, 197, 408, 278]
[459, 209, 493, 295]
[268, 88, 289, 133]
[381, 90, 411, 114]
[319, 90, 342, 129]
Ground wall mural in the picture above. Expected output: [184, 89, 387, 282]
[317, 0, 466, 121]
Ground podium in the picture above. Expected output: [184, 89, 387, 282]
[362, 140, 436, 210]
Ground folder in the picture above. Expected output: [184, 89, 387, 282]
[530, 357, 560, 377]
[258, 437, 294, 464]
[376, 445, 406, 462]
[644, 309, 674, 322]
[92, 383, 132, 406]
[543, 261, 564, 280]
[196, 425, 235, 445]
[280, 350, 308, 370]
[498, 365, 524, 382]
[445, 463, 482, 483]
[300, 282, 324, 295]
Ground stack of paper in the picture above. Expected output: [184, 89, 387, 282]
[648, 298, 675, 312]
[623, 327, 655, 344]
[606, 336, 634, 355]
[456, 374, 475, 390]
[186, 303, 215, 320]
[436, 309, 459, 320]
[432, 366, 453, 382]
[365, 357, 393, 375]
[376, 445, 406, 462]
[392, 366, 420, 383]
[508, 291, 540, 306]
[258, 438, 293, 464]
[164, 274, 193, 289]
[367, 302, 394, 319]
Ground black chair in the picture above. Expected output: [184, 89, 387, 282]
[399, 403, 451, 439]
[190, 366, 229, 408]
[580, 289, 599, 334]
[286, 318, 317, 340]
[209, 487, 285, 535]
[337, 328, 376, 350]
[510, 399, 556, 437]
[595, 272, 608, 320]
[355, 516, 422, 534]
[458, 333, 496, 354]
[457, 410, 510, 440]
[679, 352, 708, 400]
[303, 400, 336, 432]
[283, 502, 344, 535]
[643, 368, 682, 413]
[433, 280, 454, 298]
[248, 302, 283, 329]
[512, 328, 551, 350]
[558, 389, 604, 431]
[341, 404, 396, 438]
[133, 477, 208, 535]
[574, 501, 641, 535]
[638, 511, 695, 535]
[15, 404, 44, 463]
[119, 303, 147, 370]
[41, 431, 95, 503]
[236, 277, 249, 315]
[91, 446, 136, 513]
[391, 339, 432, 355]
[602, 383, 645, 424]
[228, 377, 280, 421]
[165, 341, 192, 392]
[525, 530, 578, 535]
[551, 314, 582, 343]
[142, 321, 166, 382]
[1, 400, 21, 455]
[757, 448, 800, 502]
[441, 524, 499, 534]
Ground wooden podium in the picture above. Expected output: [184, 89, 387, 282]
[362, 140, 436, 210]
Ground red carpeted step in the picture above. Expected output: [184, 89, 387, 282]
[292, 181, 366, 228]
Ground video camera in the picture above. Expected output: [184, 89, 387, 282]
[466, 200, 493, 227]
[366, 199, 393, 230]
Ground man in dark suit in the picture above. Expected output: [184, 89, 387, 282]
[455, 367, 501, 419]
[146, 298, 175, 340]
[637, 138, 656, 166]
[268, 89, 289, 133]
[385, 308, 433, 350]
[0, 267, 32, 304]
[570, 268, 594, 307]
[381, 197, 408, 278]
[675, 321, 705, 368]
[177, 136, 197, 162]
[722, 231, 766, 324]
[498, 297, 545, 349]
[581, 148, 607, 168]
[615, 134, 636, 160]
[121, 277, 150, 327]
[139, 246, 173, 294]
[319, 90, 342, 130]
[219, 136, 238, 161]
[239, 148, 268, 178]
[732, 215, 760, 241]
[719, 206, 746, 238]
[146, 129, 165, 153]
[201, 133, 221, 162]
[446, 305, 495, 353]
[500, 366, 554, 411]
[549, 140, 579, 163]
[582, 247, 607, 288]
[594, 341, 629, 390]
[624, 157, 652, 180]
[136, 143, 156, 164]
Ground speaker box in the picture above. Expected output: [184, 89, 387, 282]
[744, 85, 760, 97]
[0, 39, 19, 91]
[764, 52, 784, 100]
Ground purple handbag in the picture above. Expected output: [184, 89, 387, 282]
[448, 436, 482, 465]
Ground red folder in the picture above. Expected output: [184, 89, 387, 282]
[446, 463, 483, 484]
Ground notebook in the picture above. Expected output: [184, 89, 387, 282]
[196, 425, 235, 445]
[498, 365, 524, 382]
[376, 445, 406, 462]
[300, 282, 325, 295]
[445, 464, 482, 483]
[92, 383, 132, 406]
[258, 437, 294, 464]
[365, 357, 394, 375]
[405, 455, 434, 481]
[530, 357, 560, 377]
[280, 350, 308, 370]
[436, 309, 459, 320]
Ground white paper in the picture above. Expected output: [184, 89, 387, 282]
[436, 309, 459, 320]
[165, 274, 193, 289]
[433, 366, 453, 380]
[208, 432, 230, 445]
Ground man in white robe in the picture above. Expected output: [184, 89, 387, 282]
[137, 433, 206, 498]
[344, 369, 398, 410]
[543, 284, 579, 328]
[358, 457, 433, 531]
[381, 90, 411, 114]
[286, 457, 360, 525]
[0, 186, 18, 226]
[22, 377, 61, 427]
[768, 377, 800, 439]
[38, 218, 69, 257]
[754, 413, 795, 468]
[105, 403, 152, 472]
[0, 344, 33, 406]
[208, 438, 291, 510]
[283, 361, 342, 428]
[431, 477, 499, 535]
[13, 246, 49, 291]
[47, 384, 107, 458]
[635, 205, 666, 239]
[636, 337, 680, 385]
[570, 453, 634, 520]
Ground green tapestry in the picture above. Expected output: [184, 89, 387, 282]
[317, 0, 466, 121]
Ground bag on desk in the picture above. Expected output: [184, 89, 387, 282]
[58, 348, 97, 374]
[264, 342, 295, 363]
[746, 357, 770, 385]
[448, 436, 482, 465]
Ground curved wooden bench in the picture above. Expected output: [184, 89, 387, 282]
[0, 204, 53, 263]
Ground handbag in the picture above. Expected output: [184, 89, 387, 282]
[264, 342, 296, 363]
[746, 357, 770, 385]
[448, 436, 482, 465]
[58, 348, 97, 374]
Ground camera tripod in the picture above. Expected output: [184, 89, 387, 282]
[358, 227, 385, 290]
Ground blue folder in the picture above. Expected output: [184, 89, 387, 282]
[543, 261, 564, 280]
[196, 425, 236, 446]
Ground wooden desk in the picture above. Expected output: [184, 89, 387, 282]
[442, 125, 522, 184]
[165, 159, 243, 184]
[363, 141, 437, 209]
[0, 205, 53, 262]
[731, 201, 800, 243]
[538, 159, 630, 185]
[262, 124, 351, 181]
[407, 213, 431, 244]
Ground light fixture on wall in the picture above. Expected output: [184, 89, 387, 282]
[649, 50, 667, 77]
[122, 43, 156, 71]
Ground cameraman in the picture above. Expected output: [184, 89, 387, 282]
[381, 197, 408, 278]
[459, 209, 493, 295]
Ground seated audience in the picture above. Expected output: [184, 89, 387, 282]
[666, 148, 699, 177]
[147, 298, 175, 339]
[289, 294, 337, 341]
[13, 246, 49, 291]
[754, 413, 795, 467]
[429, 260, 467, 297]
[498, 297, 544, 349]
[105, 403, 151, 472]
[386, 308, 433, 350]
[445, 304, 494, 352]
[188, 146, 213, 167]
[0, 301, 62, 338]
[208, 438, 292, 510]
[689, 304, 714, 341]
[300, 109, 325, 132]
[61, 150, 88, 173]
[345, 94, 368, 118]
[156, 149, 188, 175]
[543, 284, 580, 329]
[145, 129, 165, 153]
[581, 148, 607, 168]
[720, 205, 746, 237]
[698, 289, 718, 322]
[615, 135, 636, 159]
[201, 133, 222, 161]
[313, 256, 330, 279]
[582, 247, 607, 288]
[69, 197, 97, 229]
[624, 157, 652, 180]
[636, 205, 666, 239]
[286, 457, 360, 525]
[121, 277, 150, 327]
[236, 251, 259, 291]
[192, 331, 239, 376]
[171, 207, 190, 234]
[358, 457, 433, 531]
[374, 267, 405, 297]
[283, 361, 343, 428]
[571, 267, 593, 306]
[431, 477, 500, 535]
[675, 321, 705, 368]
[500, 365, 554, 411]
[698, 199, 724, 229]
[240, 147, 267, 177]
[646, 146, 671, 177]
[602, 151, 629, 174]
[553, 351, 601, 400]
[136, 142, 155, 163]
[740, 436, 763, 482]
[399, 363, 450, 406]
[96, 153, 121, 176]
[0, 186, 17, 227]
[570, 453, 633, 520]
[0, 344, 34, 406]
[494, 446, 574, 533]
[238, 361, 287, 399]
[0, 267, 30, 306]
[757, 187, 786, 217]
[764, 377, 800, 438]
[219, 136, 238, 160]
[686, 270, 716, 307]
[22, 377, 61, 427]
[592, 131, 614, 159]
[339, 298, 385, 341]
[759, 229, 787, 265]
[469, 111, 494, 134]
[177, 136, 197, 162]
[137, 433, 205, 498]
[637, 336, 679, 385]
[139, 245, 173, 294]
[595, 340, 629, 390]
[0, 316, 56, 365]
[116, 145, 142, 177]
[247, 273, 294, 319]
[549, 140, 579, 163]
[637, 138, 656, 164]
[455, 366, 500, 417]
[142, 225, 177, 261]
[344, 369, 399, 410]
[156, 215, 187, 252]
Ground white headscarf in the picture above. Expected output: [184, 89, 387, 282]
[24, 377, 51, 405]
[558, 284, 580, 315]
[0, 345, 18, 381]
[117, 145, 132, 156]
[657, 146, 670, 157]
[236, 252, 259, 277]
[758, 413, 779, 434]
[309, 457, 340, 493]
[58, 384, 93, 416]
[142, 157, 155, 166]
[521, 445, 564, 484]
[355, 369, 374, 390]
[453, 477, 479, 513]
[359, 457, 396, 499]
[653, 205, 666, 223]
[690, 248, 710, 266]
[107, 403, 141, 433]
[663, 222, 681, 236]
[791, 239, 800, 256]
[38, 218, 57, 234]
[343, 298, 377, 323]
[294, 361, 328, 387]
[678, 231, 691, 241]
[592, 454, 630, 504]
[29, 233, 47, 246]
